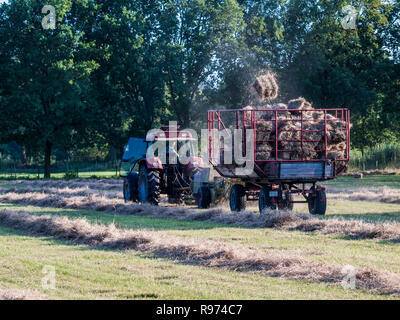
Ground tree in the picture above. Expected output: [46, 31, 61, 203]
[0, 0, 98, 177]
[160, 0, 244, 127]
[219, 0, 400, 149]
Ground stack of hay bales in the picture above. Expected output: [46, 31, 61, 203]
[224, 73, 349, 164]
[241, 105, 347, 162]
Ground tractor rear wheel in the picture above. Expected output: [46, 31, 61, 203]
[197, 186, 211, 209]
[259, 187, 277, 214]
[308, 188, 327, 215]
[229, 184, 246, 212]
[138, 166, 161, 205]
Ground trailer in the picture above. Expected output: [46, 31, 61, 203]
[207, 108, 350, 215]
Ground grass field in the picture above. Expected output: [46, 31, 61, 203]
[324, 175, 400, 190]
[0, 175, 399, 300]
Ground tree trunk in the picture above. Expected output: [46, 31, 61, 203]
[183, 106, 190, 128]
[22, 146, 28, 166]
[44, 140, 52, 179]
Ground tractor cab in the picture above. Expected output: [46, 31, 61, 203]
[145, 125, 198, 166]
[121, 125, 204, 205]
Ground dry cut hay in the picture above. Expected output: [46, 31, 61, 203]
[327, 186, 400, 204]
[249, 104, 348, 161]
[253, 72, 279, 100]
[0, 186, 120, 200]
[256, 143, 272, 161]
[262, 211, 400, 242]
[1, 209, 400, 296]
[287, 97, 313, 116]
[0, 288, 43, 300]
[5, 179, 122, 192]
[2, 188, 400, 243]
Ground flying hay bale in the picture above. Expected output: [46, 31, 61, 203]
[253, 72, 279, 100]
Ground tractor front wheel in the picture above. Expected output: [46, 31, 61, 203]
[138, 166, 161, 205]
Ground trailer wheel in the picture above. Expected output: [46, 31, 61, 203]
[308, 189, 327, 215]
[278, 191, 294, 211]
[259, 187, 277, 214]
[197, 186, 211, 209]
[229, 184, 246, 212]
[138, 166, 161, 205]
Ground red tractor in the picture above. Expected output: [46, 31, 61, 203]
[120, 126, 204, 205]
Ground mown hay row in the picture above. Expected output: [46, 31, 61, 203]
[0, 288, 43, 300]
[1, 179, 122, 191]
[1, 190, 400, 242]
[1, 209, 400, 296]
[327, 187, 400, 204]
[0, 186, 120, 200]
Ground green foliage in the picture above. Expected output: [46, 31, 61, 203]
[63, 170, 79, 180]
[0, 0, 399, 175]
[0, 0, 99, 177]
[351, 143, 400, 170]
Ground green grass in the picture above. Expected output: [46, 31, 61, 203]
[0, 201, 400, 299]
[1, 175, 400, 299]
[350, 143, 400, 170]
[1, 224, 389, 300]
[296, 200, 400, 222]
[323, 175, 400, 190]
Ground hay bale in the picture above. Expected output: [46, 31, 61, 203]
[271, 103, 288, 110]
[326, 120, 347, 144]
[253, 72, 279, 100]
[256, 143, 272, 160]
[256, 121, 273, 141]
[288, 97, 312, 110]
[243, 106, 253, 122]
[327, 142, 346, 159]
[287, 97, 314, 118]
[278, 121, 301, 160]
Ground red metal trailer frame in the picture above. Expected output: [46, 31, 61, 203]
[207, 108, 350, 179]
[206, 108, 351, 214]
